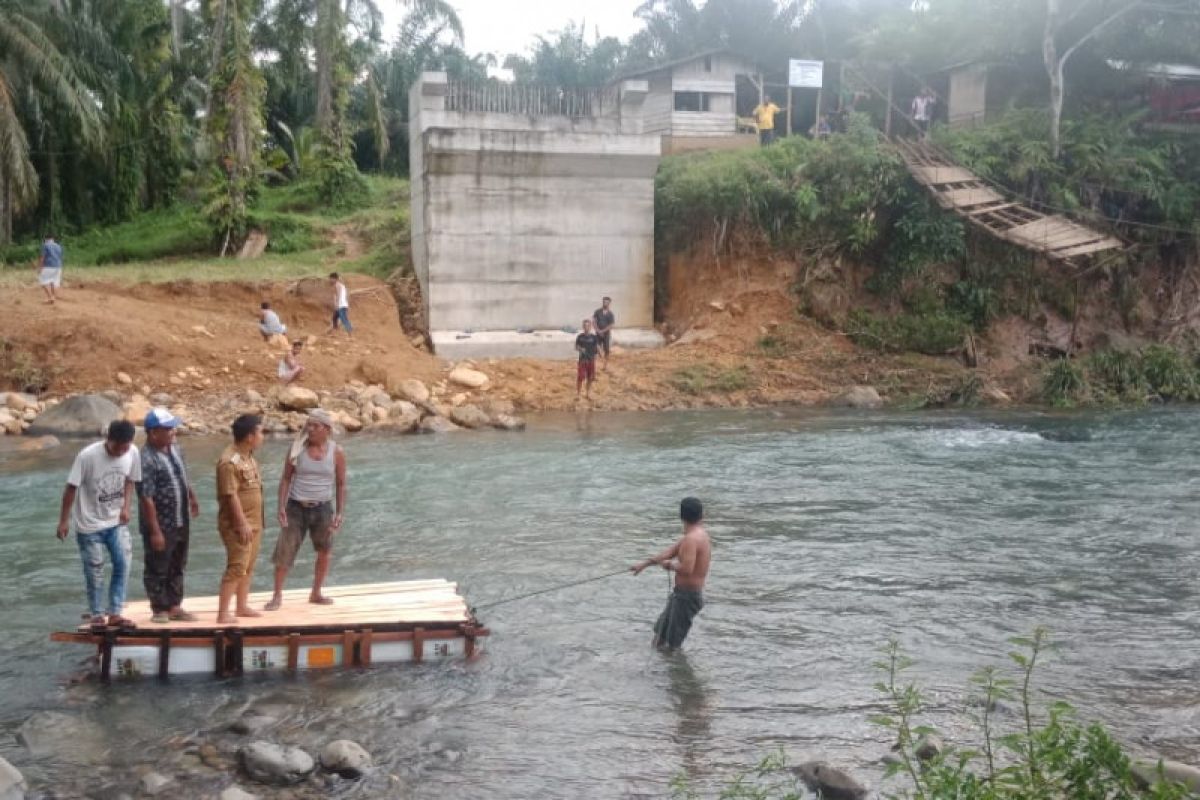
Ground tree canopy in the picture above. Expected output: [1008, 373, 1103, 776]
[0, 0, 1195, 250]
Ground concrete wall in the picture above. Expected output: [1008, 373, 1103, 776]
[949, 65, 988, 128]
[409, 73, 661, 336]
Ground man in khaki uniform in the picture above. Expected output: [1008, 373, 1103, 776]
[216, 414, 266, 624]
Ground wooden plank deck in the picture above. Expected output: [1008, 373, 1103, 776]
[81, 580, 471, 633]
[893, 139, 1124, 266]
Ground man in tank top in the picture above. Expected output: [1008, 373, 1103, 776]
[264, 408, 347, 610]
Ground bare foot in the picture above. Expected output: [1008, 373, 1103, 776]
[264, 595, 282, 611]
[236, 608, 263, 618]
[309, 594, 334, 605]
[216, 613, 237, 624]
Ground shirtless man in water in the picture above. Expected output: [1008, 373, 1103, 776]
[631, 497, 711, 649]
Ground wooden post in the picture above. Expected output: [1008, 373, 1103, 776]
[413, 627, 425, 664]
[230, 630, 244, 676]
[100, 631, 115, 683]
[360, 629, 373, 667]
[213, 633, 227, 679]
[342, 630, 355, 667]
[885, 68, 895, 138]
[815, 87, 823, 130]
[786, 86, 793, 137]
[157, 632, 171, 680]
[286, 633, 300, 672]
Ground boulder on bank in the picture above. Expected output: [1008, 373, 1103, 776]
[393, 378, 430, 404]
[26, 394, 121, 437]
[831, 385, 883, 410]
[277, 386, 319, 412]
[0, 755, 26, 800]
[1132, 758, 1200, 792]
[490, 413, 527, 432]
[915, 733, 944, 762]
[792, 762, 867, 800]
[419, 415, 461, 434]
[3, 392, 36, 413]
[320, 740, 372, 779]
[239, 741, 315, 786]
[449, 404, 490, 429]
[448, 367, 489, 389]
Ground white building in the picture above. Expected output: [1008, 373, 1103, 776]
[612, 49, 762, 153]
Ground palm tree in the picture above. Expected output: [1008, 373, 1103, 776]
[0, 1, 104, 242]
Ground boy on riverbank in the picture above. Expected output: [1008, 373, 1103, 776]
[216, 414, 265, 624]
[630, 497, 711, 650]
[327, 273, 353, 338]
[575, 318, 600, 400]
[57, 420, 141, 630]
[36, 234, 64, 305]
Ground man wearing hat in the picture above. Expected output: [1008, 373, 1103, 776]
[138, 408, 200, 623]
[264, 408, 347, 611]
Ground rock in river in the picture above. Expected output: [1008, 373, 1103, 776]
[831, 385, 882, 410]
[320, 740, 373, 779]
[792, 761, 867, 800]
[449, 404, 490, 429]
[239, 741, 315, 786]
[0, 756, 27, 800]
[419, 415, 461, 434]
[26, 394, 122, 437]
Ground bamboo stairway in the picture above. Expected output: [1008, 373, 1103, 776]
[893, 138, 1125, 267]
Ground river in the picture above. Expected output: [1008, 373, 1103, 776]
[1, 407, 1198, 798]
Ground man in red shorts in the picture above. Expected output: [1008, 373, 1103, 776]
[575, 317, 600, 400]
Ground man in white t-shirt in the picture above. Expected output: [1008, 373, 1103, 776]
[911, 88, 935, 139]
[56, 420, 142, 629]
[326, 272, 353, 338]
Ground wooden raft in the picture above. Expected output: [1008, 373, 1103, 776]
[895, 139, 1125, 267]
[51, 580, 488, 680]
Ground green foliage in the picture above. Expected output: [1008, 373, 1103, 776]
[874, 631, 1191, 800]
[938, 109, 1200, 249]
[1041, 359, 1088, 406]
[1041, 345, 1200, 406]
[313, 138, 368, 208]
[847, 308, 968, 356]
[756, 335, 787, 359]
[670, 749, 803, 800]
[669, 365, 753, 395]
[655, 117, 909, 258]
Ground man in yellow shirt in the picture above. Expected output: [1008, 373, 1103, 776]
[753, 95, 780, 146]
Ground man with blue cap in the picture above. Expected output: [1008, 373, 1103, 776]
[138, 408, 200, 623]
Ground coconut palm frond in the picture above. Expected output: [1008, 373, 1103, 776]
[0, 9, 104, 143]
[365, 71, 389, 164]
[0, 71, 40, 213]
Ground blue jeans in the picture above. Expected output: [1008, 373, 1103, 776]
[332, 307, 353, 333]
[76, 526, 131, 617]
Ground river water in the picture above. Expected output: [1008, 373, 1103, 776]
[2, 408, 1199, 798]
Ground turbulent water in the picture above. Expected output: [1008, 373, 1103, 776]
[2, 407, 1199, 798]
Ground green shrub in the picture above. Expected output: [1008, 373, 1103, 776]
[1041, 358, 1087, 406]
[1086, 349, 1147, 402]
[847, 308, 967, 355]
[757, 335, 788, 359]
[1141, 344, 1199, 401]
[669, 365, 752, 395]
[874, 630, 1190, 800]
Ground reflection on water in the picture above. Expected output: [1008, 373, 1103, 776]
[1, 407, 1200, 797]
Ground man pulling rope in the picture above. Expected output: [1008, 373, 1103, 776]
[630, 497, 711, 651]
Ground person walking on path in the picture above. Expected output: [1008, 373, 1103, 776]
[911, 87, 935, 139]
[265, 408, 347, 610]
[575, 318, 601, 400]
[630, 497, 712, 650]
[593, 297, 615, 370]
[138, 408, 200, 624]
[36, 234, 64, 304]
[56, 420, 141, 630]
[216, 414, 266, 624]
[327, 272, 353, 337]
[753, 95, 780, 146]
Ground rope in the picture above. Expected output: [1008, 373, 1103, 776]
[471, 566, 632, 612]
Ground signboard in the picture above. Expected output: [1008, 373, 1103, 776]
[788, 59, 824, 88]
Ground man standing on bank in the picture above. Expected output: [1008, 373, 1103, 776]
[138, 409, 200, 624]
[630, 497, 711, 650]
[265, 408, 346, 610]
[593, 296, 615, 370]
[57, 420, 141, 630]
[216, 414, 266, 624]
